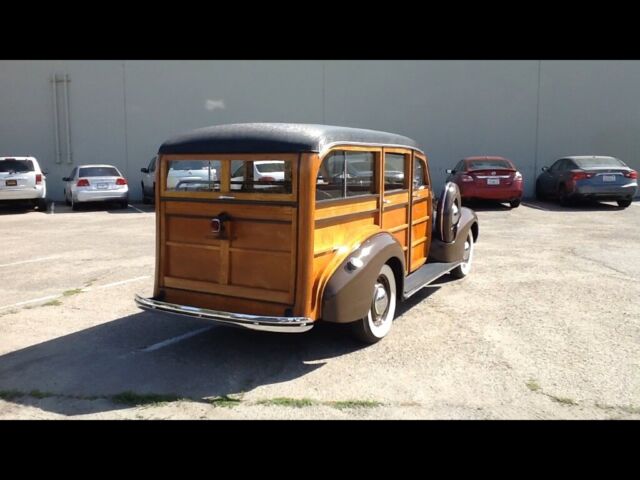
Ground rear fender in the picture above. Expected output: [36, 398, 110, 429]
[322, 233, 405, 324]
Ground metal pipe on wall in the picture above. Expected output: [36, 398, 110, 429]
[63, 74, 72, 164]
[51, 74, 61, 164]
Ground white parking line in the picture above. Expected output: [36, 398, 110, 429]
[128, 204, 149, 214]
[0, 275, 150, 311]
[0, 255, 62, 268]
[140, 326, 214, 352]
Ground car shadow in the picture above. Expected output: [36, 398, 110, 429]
[0, 285, 445, 417]
[521, 199, 627, 212]
[462, 199, 512, 211]
[0, 203, 45, 215]
[49, 202, 155, 214]
[0, 311, 367, 416]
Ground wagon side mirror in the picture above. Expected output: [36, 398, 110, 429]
[141, 167, 149, 173]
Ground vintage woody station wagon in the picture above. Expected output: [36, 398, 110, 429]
[135, 123, 479, 343]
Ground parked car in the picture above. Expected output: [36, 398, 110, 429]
[0, 156, 47, 210]
[446, 156, 523, 208]
[536, 156, 638, 208]
[166, 159, 218, 191]
[230, 160, 286, 191]
[62, 164, 129, 210]
[140, 156, 157, 204]
[136, 123, 479, 344]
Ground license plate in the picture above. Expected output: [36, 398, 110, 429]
[602, 175, 616, 182]
[97, 183, 108, 189]
[487, 178, 500, 185]
[5, 179, 17, 186]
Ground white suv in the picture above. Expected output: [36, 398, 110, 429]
[0, 156, 47, 210]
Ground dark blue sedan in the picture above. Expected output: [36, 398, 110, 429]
[536, 156, 638, 208]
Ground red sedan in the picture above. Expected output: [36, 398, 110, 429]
[446, 156, 524, 208]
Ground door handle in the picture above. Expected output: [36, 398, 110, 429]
[383, 199, 392, 204]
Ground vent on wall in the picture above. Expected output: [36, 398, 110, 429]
[50, 74, 72, 164]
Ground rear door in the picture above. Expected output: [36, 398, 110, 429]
[409, 153, 432, 272]
[157, 154, 298, 311]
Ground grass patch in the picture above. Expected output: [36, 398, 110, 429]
[111, 391, 183, 406]
[0, 390, 24, 400]
[549, 395, 578, 406]
[207, 395, 242, 408]
[62, 288, 83, 297]
[42, 299, 62, 307]
[526, 379, 541, 392]
[256, 397, 315, 408]
[29, 389, 55, 399]
[329, 400, 383, 410]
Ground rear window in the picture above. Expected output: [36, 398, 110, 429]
[573, 157, 626, 168]
[230, 160, 292, 194]
[466, 160, 513, 170]
[0, 159, 34, 173]
[79, 167, 120, 177]
[167, 159, 221, 192]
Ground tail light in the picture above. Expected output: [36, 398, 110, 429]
[570, 171, 593, 180]
[35, 174, 42, 184]
[624, 170, 638, 179]
[513, 171, 523, 181]
[258, 176, 276, 183]
[116, 177, 127, 185]
[76, 178, 90, 187]
[461, 174, 474, 183]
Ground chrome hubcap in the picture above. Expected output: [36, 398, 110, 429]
[372, 282, 389, 324]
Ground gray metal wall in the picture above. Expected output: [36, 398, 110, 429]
[1, 60, 638, 201]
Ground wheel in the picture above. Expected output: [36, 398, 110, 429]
[350, 264, 397, 344]
[509, 199, 521, 208]
[71, 196, 79, 211]
[436, 182, 462, 243]
[617, 199, 632, 208]
[36, 198, 47, 211]
[141, 182, 150, 204]
[64, 190, 71, 206]
[558, 185, 571, 206]
[535, 181, 545, 200]
[120, 199, 129, 209]
[450, 230, 474, 279]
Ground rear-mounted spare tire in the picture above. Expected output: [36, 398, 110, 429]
[436, 182, 462, 243]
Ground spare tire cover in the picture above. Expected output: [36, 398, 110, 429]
[436, 182, 462, 243]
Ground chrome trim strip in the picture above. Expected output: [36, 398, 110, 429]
[319, 141, 425, 158]
[134, 294, 314, 333]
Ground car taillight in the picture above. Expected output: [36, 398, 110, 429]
[461, 174, 474, 182]
[513, 171, 523, 181]
[624, 170, 638, 179]
[35, 174, 42, 184]
[570, 171, 593, 180]
[259, 176, 276, 182]
[76, 179, 90, 187]
[116, 178, 127, 185]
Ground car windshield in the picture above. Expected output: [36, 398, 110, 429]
[466, 160, 513, 170]
[169, 160, 211, 171]
[573, 157, 625, 168]
[255, 161, 284, 173]
[79, 167, 120, 177]
[0, 159, 34, 173]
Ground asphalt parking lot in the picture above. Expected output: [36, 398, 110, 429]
[0, 199, 638, 419]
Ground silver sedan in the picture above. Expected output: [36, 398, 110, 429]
[63, 164, 129, 210]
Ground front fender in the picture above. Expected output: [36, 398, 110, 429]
[428, 207, 478, 263]
[322, 233, 405, 324]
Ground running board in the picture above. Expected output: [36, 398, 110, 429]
[403, 261, 460, 298]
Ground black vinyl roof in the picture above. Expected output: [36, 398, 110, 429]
[158, 123, 421, 155]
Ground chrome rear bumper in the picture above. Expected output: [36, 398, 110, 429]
[134, 294, 314, 333]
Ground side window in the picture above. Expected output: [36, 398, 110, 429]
[316, 151, 376, 201]
[384, 153, 407, 191]
[455, 160, 464, 172]
[166, 159, 221, 192]
[413, 158, 427, 189]
[316, 151, 345, 201]
[550, 159, 563, 173]
[69, 167, 77, 179]
[149, 156, 157, 172]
